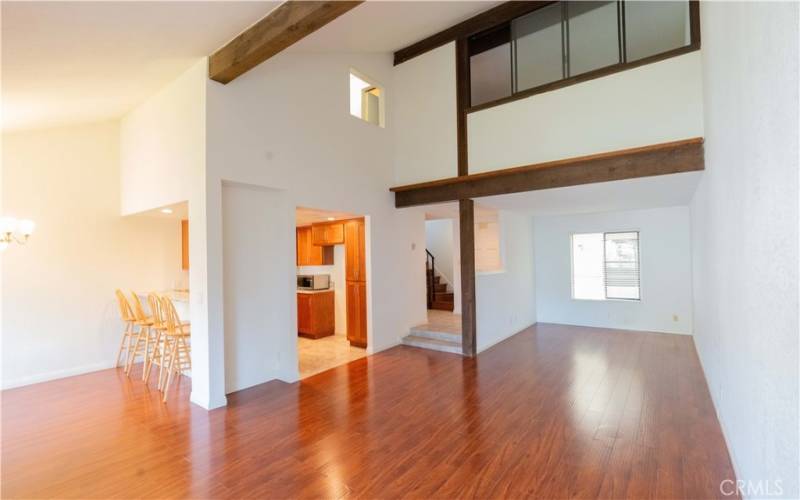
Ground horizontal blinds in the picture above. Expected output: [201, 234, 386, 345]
[604, 231, 640, 300]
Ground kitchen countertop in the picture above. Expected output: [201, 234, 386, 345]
[297, 289, 334, 294]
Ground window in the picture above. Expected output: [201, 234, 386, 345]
[467, 0, 697, 109]
[571, 231, 640, 300]
[349, 71, 384, 127]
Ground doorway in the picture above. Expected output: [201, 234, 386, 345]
[295, 206, 368, 378]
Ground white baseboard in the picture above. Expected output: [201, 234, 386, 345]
[2, 361, 117, 390]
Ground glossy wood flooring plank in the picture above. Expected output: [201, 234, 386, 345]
[2, 324, 737, 499]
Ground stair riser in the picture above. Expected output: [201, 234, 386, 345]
[408, 328, 461, 342]
[431, 302, 454, 311]
[401, 338, 463, 355]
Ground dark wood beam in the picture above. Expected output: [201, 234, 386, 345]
[209, 1, 363, 84]
[393, 1, 553, 66]
[459, 199, 477, 357]
[455, 39, 470, 176]
[391, 138, 704, 208]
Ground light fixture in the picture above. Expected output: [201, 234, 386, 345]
[0, 216, 35, 251]
[326, 217, 335, 221]
[160, 208, 173, 214]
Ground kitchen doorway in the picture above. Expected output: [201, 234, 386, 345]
[295, 206, 368, 379]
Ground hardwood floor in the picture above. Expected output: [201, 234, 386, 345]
[1, 324, 737, 499]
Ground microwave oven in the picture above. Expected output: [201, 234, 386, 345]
[297, 274, 330, 290]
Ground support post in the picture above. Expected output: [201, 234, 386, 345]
[459, 199, 477, 356]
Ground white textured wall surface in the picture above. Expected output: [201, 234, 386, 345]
[476, 211, 536, 352]
[691, 3, 799, 497]
[120, 60, 206, 215]
[393, 43, 457, 185]
[1, 122, 180, 388]
[206, 51, 428, 396]
[534, 206, 693, 335]
[468, 51, 704, 173]
[222, 183, 295, 392]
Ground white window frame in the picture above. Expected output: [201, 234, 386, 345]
[569, 230, 642, 302]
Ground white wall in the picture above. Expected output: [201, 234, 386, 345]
[476, 210, 536, 352]
[206, 51, 428, 395]
[298, 244, 347, 335]
[468, 51, 704, 173]
[691, 3, 799, 497]
[1, 122, 180, 388]
[222, 183, 295, 392]
[534, 206, 693, 335]
[118, 59, 220, 409]
[120, 60, 206, 215]
[425, 219, 455, 288]
[393, 43, 457, 185]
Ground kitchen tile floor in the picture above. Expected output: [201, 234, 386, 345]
[298, 334, 367, 379]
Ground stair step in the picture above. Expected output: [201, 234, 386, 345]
[435, 292, 453, 301]
[408, 327, 460, 342]
[433, 283, 447, 293]
[401, 334, 462, 355]
[430, 301, 454, 311]
[432, 276, 441, 284]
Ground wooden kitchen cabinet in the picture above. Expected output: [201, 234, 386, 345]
[344, 219, 366, 282]
[181, 219, 189, 270]
[345, 281, 367, 347]
[297, 291, 335, 339]
[296, 226, 332, 266]
[311, 222, 344, 246]
[345, 217, 367, 348]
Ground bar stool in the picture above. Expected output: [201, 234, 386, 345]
[125, 292, 156, 378]
[159, 295, 191, 402]
[114, 290, 137, 369]
[144, 292, 168, 386]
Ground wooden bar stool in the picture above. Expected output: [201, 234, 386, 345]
[126, 292, 156, 378]
[159, 296, 191, 402]
[114, 290, 137, 369]
[144, 293, 168, 386]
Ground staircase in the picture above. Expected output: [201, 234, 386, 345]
[425, 250, 454, 311]
[401, 323, 462, 354]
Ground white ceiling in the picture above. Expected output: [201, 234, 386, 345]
[1, 1, 279, 132]
[477, 172, 703, 216]
[1, 1, 499, 132]
[296, 206, 360, 227]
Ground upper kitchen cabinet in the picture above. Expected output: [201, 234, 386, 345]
[312, 222, 344, 246]
[345, 218, 366, 282]
[297, 226, 333, 266]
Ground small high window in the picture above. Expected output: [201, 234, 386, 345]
[571, 231, 640, 301]
[349, 71, 384, 127]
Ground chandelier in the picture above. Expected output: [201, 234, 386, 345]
[0, 216, 35, 251]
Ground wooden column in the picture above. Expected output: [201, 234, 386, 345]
[459, 199, 477, 357]
[455, 38, 470, 176]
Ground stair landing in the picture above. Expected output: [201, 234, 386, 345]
[402, 310, 462, 355]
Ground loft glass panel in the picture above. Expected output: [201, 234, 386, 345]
[470, 43, 512, 107]
[512, 3, 564, 92]
[625, 1, 691, 62]
[567, 1, 620, 77]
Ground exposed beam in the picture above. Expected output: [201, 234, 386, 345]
[459, 199, 477, 357]
[393, 1, 553, 66]
[390, 138, 704, 208]
[209, 1, 363, 84]
[455, 38, 470, 176]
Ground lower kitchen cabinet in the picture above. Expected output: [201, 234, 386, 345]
[297, 291, 335, 339]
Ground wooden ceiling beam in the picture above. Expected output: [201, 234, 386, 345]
[209, 1, 363, 84]
[390, 138, 705, 208]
